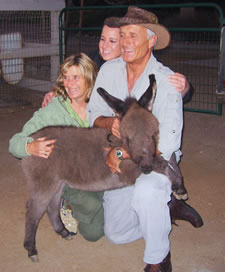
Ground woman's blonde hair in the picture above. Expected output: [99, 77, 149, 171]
[52, 53, 98, 102]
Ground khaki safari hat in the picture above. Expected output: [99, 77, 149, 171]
[118, 6, 171, 50]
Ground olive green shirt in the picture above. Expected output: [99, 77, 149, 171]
[9, 97, 88, 158]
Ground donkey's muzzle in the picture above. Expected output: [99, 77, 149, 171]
[141, 165, 153, 174]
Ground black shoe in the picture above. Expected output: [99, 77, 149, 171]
[168, 195, 203, 228]
[144, 252, 172, 272]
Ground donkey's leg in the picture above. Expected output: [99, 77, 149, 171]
[47, 184, 71, 239]
[24, 196, 50, 263]
[172, 181, 188, 200]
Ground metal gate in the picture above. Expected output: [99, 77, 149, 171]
[59, 3, 225, 115]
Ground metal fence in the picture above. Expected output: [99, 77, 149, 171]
[0, 3, 224, 115]
[59, 3, 225, 115]
[0, 10, 60, 113]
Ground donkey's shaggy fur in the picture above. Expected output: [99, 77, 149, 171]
[21, 74, 186, 262]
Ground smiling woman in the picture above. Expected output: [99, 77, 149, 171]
[63, 66, 89, 120]
[9, 53, 98, 158]
[99, 25, 121, 61]
[9, 53, 106, 243]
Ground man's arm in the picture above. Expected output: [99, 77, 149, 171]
[155, 74, 183, 161]
[94, 116, 121, 138]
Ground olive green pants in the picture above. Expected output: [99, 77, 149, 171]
[62, 186, 104, 242]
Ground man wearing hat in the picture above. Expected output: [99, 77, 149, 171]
[87, 6, 203, 272]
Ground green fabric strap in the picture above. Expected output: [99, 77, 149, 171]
[65, 98, 89, 128]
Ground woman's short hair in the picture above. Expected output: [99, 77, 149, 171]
[104, 17, 120, 28]
[53, 53, 98, 102]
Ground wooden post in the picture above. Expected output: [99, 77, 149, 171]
[50, 10, 60, 84]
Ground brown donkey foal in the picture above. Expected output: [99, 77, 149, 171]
[21, 74, 187, 262]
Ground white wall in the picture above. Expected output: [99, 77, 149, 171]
[0, 0, 65, 11]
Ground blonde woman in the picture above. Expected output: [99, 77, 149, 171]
[9, 53, 105, 241]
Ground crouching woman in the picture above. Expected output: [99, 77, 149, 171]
[9, 53, 104, 241]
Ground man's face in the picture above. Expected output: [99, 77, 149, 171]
[119, 25, 153, 64]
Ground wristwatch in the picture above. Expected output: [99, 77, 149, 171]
[115, 147, 123, 160]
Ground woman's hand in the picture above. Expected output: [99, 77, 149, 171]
[42, 92, 55, 108]
[26, 137, 56, 159]
[168, 73, 190, 97]
[105, 146, 130, 173]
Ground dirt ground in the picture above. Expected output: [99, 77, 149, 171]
[0, 107, 224, 272]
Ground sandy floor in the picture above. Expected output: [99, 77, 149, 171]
[0, 108, 224, 272]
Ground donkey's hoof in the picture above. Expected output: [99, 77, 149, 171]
[173, 191, 188, 201]
[29, 254, 39, 263]
[180, 193, 188, 200]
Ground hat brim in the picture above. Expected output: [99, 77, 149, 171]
[139, 23, 171, 50]
[119, 21, 171, 50]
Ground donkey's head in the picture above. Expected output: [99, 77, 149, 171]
[97, 74, 159, 174]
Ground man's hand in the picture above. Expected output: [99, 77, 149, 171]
[104, 146, 130, 174]
[42, 92, 55, 108]
[26, 137, 56, 159]
[111, 117, 121, 138]
[168, 73, 190, 97]
[94, 116, 121, 138]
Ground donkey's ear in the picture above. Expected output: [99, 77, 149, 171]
[138, 74, 157, 112]
[97, 87, 126, 117]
